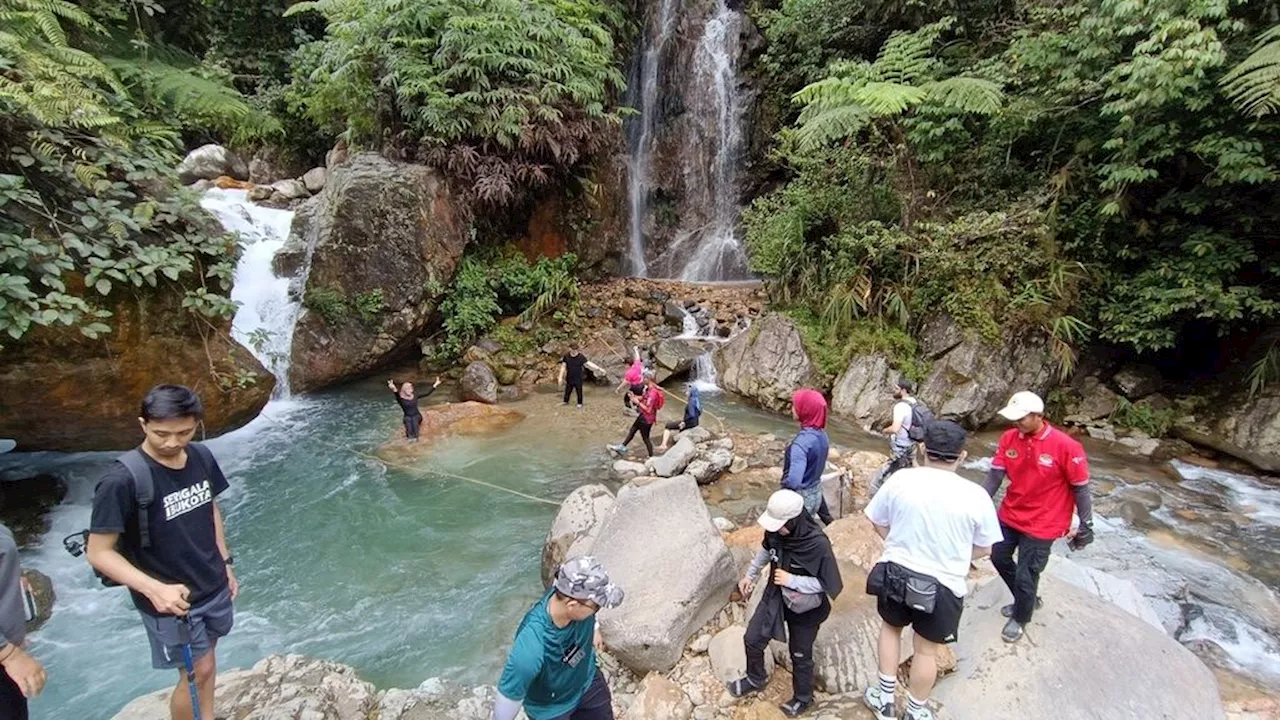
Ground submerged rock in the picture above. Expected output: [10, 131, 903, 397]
[374, 402, 524, 462]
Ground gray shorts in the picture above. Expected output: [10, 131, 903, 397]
[139, 586, 234, 669]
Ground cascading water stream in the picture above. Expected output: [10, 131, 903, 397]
[677, 0, 750, 280]
[625, 0, 678, 277]
[199, 189, 301, 397]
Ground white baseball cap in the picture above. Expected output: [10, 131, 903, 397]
[757, 490, 805, 532]
[998, 391, 1045, 421]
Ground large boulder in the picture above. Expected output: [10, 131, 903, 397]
[177, 144, 248, 185]
[112, 654, 378, 720]
[541, 484, 615, 586]
[288, 153, 468, 392]
[594, 475, 738, 673]
[302, 167, 328, 193]
[626, 673, 693, 720]
[653, 338, 709, 383]
[1189, 387, 1280, 473]
[830, 354, 896, 428]
[916, 314, 1056, 428]
[461, 362, 498, 404]
[933, 576, 1226, 719]
[645, 435, 699, 477]
[714, 313, 821, 412]
[1042, 555, 1163, 630]
[0, 288, 272, 451]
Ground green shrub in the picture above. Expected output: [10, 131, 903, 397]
[304, 286, 347, 323]
[353, 289, 384, 320]
[285, 0, 626, 204]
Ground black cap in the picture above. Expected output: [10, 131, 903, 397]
[896, 377, 914, 393]
[923, 420, 966, 460]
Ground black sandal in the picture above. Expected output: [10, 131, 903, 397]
[727, 677, 764, 698]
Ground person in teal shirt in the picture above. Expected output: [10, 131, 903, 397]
[493, 556, 624, 720]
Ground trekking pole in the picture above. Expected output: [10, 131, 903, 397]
[176, 617, 203, 720]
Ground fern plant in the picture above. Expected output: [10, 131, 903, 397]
[793, 17, 1004, 150]
[287, 0, 625, 204]
[1223, 25, 1280, 117]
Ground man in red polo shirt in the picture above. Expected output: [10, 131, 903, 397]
[983, 391, 1094, 643]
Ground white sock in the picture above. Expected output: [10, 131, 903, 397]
[908, 693, 927, 714]
[878, 672, 896, 697]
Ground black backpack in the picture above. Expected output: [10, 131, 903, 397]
[906, 400, 935, 442]
[62, 443, 215, 587]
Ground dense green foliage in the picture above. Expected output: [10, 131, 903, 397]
[433, 249, 579, 360]
[285, 0, 627, 205]
[0, 0, 275, 349]
[746, 0, 1280, 378]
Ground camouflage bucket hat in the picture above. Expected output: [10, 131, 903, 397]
[553, 556, 624, 609]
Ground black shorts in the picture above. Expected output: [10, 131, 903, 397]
[875, 564, 964, 644]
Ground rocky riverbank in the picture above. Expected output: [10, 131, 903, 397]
[110, 425, 1242, 720]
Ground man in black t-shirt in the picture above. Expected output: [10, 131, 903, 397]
[559, 343, 590, 408]
[87, 385, 237, 720]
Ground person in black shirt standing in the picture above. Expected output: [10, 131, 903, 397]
[388, 377, 441, 441]
[87, 385, 237, 720]
[558, 343, 590, 408]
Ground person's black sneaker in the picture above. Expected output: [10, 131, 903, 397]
[1001, 617, 1025, 643]
[727, 677, 764, 698]
[1000, 597, 1043, 618]
[780, 698, 812, 717]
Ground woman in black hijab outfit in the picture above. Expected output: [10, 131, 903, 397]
[728, 489, 844, 717]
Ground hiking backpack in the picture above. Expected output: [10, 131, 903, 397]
[906, 401, 935, 442]
[62, 443, 215, 587]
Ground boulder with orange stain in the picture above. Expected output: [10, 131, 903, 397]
[374, 401, 524, 463]
[0, 287, 272, 451]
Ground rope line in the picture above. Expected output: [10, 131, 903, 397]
[256, 410, 562, 507]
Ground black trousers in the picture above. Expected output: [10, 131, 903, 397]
[549, 669, 614, 720]
[991, 522, 1054, 624]
[622, 417, 655, 457]
[402, 412, 422, 439]
[0, 665, 27, 720]
[744, 604, 830, 703]
[563, 381, 584, 405]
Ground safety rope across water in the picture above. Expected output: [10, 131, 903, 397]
[255, 409, 563, 507]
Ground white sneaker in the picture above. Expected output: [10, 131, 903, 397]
[863, 686, 895, 720]
[906, 705, 935, 720]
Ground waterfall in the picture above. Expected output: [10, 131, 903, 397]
[677, 305, 703, 338]
[200, 189, 301, 397]
[625, 0, 678, 277]
[690, 352, 720, 393]
[678, 0, 750, 281]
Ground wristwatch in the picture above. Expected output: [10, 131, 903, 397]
[223, 555, 235, 566]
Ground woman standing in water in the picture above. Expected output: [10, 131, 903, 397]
[388, 377, 442, 442]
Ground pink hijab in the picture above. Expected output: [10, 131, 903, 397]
[792, 389, 828, 429]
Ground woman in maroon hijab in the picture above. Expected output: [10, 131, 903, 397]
[783, 389, 834, 524]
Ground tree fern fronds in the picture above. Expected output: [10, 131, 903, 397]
[1223, 25, 1280, 117]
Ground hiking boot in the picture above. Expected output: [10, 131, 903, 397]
[1001, 617, 1025, 643]
[780, 697, 812, 717]
[862, 686, 896, 720]
[727, 677, 764, 698]
[1000, 597, 1043, 618]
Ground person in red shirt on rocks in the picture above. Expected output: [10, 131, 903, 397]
[608, 370, 665, 458]
[983, 391, 1094, 643]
